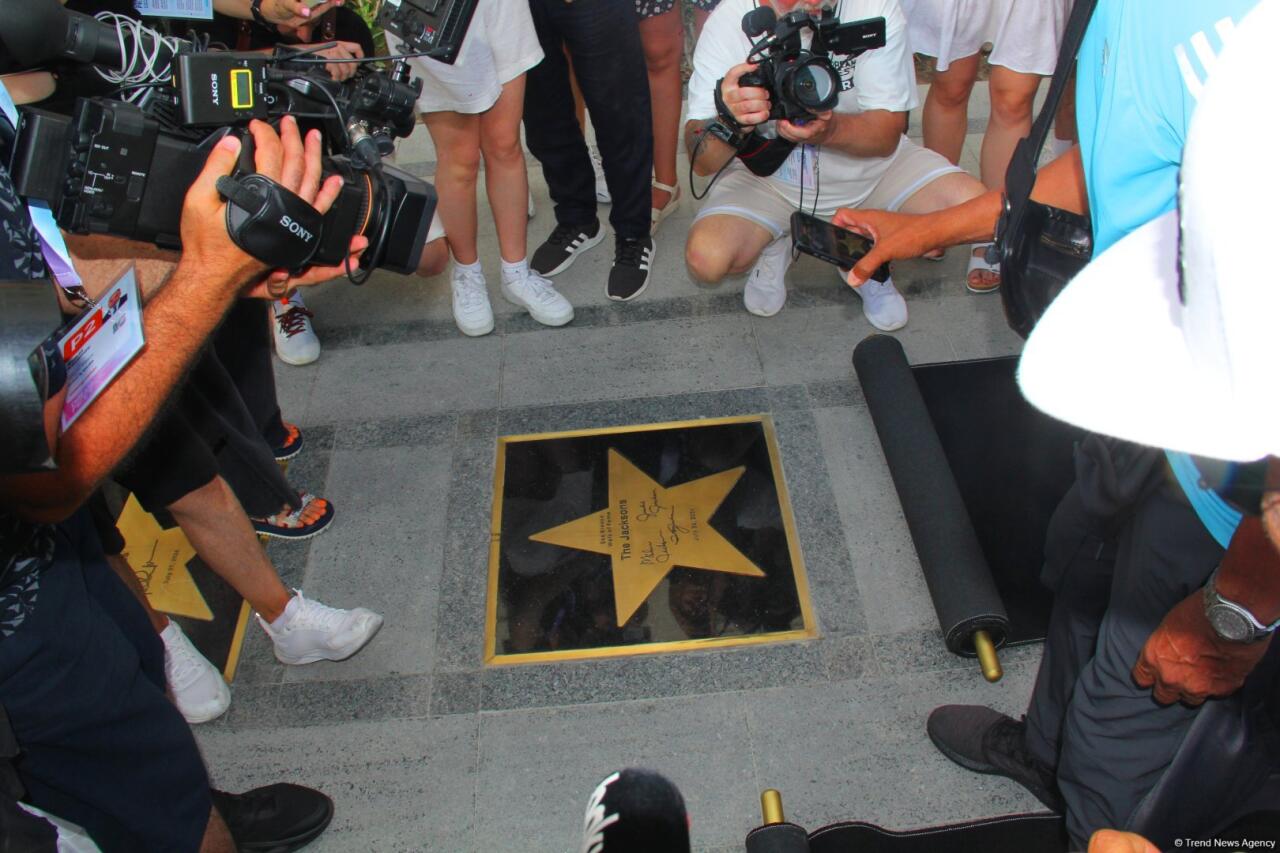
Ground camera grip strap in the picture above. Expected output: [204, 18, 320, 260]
[737, 132, 796, 177]
[216, 174, 324, 272]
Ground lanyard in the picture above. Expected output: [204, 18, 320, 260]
[0, 80, 94, 307]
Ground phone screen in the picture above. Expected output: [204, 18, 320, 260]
[790, 211, 873, 270]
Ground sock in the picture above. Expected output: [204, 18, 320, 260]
[501, 257, 529, 283]
[452, 258, 482, 280]
[269, 594, 301, 630]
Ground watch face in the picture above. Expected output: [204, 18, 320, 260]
[1207, 604, 1252, 642]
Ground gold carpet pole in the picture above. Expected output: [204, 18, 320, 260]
[973, 629, 1002, 683]
[761, 789, 785, 825]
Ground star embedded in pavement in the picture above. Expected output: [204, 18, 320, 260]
[116, 494, 214, 621]
[529, 449, 765, 627]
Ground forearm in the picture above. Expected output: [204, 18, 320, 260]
[1217, 499, 1280, 627]
[1, 259, 249, 520]
[64, 234, 180, 304]
[685, 119, 736, 177]
[213, 0, 258, 20]
[822, 110, 905, 159]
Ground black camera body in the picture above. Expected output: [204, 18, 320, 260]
[737, 7, 886, 122]
[378, 0, 479, 64]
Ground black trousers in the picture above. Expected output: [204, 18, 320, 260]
[1023, 436, 1278, 845]
[524, 0, 653, 241]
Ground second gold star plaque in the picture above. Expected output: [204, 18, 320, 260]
[485, 416, 815, 664]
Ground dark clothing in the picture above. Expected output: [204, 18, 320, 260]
[0, 510, 210, 853]
[186, 7, 376, 57]
[115, 298, 294, 518]
[523, 0, 653, 240]
[1024, 436, 1275, 844]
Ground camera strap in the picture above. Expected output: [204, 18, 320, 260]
[216, 174, 324, 272]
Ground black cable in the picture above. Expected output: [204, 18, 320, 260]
[279, 72, 346, 128]
[688, 126, 737, 201]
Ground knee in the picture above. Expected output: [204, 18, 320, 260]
[440, 146, 482, 181]
[685, 231, 732, 283]
[480, 133, 525, 169]
[642, 37, 683, 75]
[928, 78, 973, 111]
[417, 238, 449, 278]
[989, 85, 1035, 125]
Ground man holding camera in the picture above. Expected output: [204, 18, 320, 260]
[684, 0, 986, 328]
[0, 78, 356, 847]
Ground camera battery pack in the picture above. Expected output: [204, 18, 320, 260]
[175, 53, 270, 126]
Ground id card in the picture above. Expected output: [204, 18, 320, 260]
[774, 144, 818, 187]
[57, 267, 145, 431]
[132, 0, 214, 20]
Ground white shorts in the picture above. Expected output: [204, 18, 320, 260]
[692, 138, 963, 239]
[389, 1, 544, 114]
[902, 0, 1070, 75]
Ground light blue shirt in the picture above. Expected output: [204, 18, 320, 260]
[1074, 0, 1257, 548]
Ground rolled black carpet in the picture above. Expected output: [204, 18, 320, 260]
[807, 813, 1068, 853]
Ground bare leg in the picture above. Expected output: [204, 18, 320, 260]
[980, 65, 1042, 190]
[200, 806, 235, 853]
[167, 476, 292, 623]
[106, 552, 168, 634]
[422, 111, 482, 265]
[479, 75, 532, 263]
[685, 215, 776, 283]
[898, 170, 993, 290]
[921, 54, 980, 165]
[639, 8, 685, 210]
[416, 237, 450, 278]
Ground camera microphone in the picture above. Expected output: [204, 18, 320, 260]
[743, 6, 779, 38]
[582, 769, 691, 853]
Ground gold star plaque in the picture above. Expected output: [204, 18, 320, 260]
[486, 416, 815, 664]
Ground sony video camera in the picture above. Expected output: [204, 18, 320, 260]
[0, 0, 475, 281]
[737, 6, 886, 122]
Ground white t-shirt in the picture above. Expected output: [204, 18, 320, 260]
[687, 0, 919, 208]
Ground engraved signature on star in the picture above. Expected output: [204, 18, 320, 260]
[636, 489, 669, 521]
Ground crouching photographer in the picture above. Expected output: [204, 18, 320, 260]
[683, 0, 987, 329]
[0, 71, 359, 849]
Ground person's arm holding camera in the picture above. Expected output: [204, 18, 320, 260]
[0, 118, 362, 522]
[685, 62, 766, 176]
[214, 0, 341, 28]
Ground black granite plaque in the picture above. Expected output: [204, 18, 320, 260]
[486, 416, 814, 664]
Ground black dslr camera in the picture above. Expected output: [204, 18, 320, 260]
[736, 6, 886, 122]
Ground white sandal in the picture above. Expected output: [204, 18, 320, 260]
[650, 179, 682, 235]
[966, 243, 1001, 294]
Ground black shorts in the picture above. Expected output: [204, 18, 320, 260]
[636, 0, 721, 18]
[0, 510, 210, 853]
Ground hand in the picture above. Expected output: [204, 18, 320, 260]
[309, 39, 364, 82]
[719, 63, 772, 128]
[236, 116, 351, 298]
[832, 207, 934, 286]
[1132, 590, 1273, 706]
[779, 111, 835, 145]
[1087, 830, 1160, 853]
[262, 0, 340, 26]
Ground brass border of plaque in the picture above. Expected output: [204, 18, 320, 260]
[484, 415, 816, 665]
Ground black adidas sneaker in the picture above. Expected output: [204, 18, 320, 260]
[531, 220, 605, 276]
[608, 236, 655, 301]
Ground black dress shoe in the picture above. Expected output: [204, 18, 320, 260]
[926, 705, 1064, 812]
[211, 784, 334, 853]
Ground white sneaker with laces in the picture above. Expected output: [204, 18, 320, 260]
[744, 235, 794, 317]
[271, 291, 320, 366]
[256, 590, 384, 665]
[849, 272, 909, 331]
[502, 270, 574, 326]
[451, 264, 495, 337]
[591, 149, 611, 204]
[161, 620, 230, 724]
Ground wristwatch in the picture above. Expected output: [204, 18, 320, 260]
[249, 0, 272, 28]
[1202, 566, 1280, 643]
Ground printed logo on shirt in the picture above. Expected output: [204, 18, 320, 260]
[835, 56, 858, 92]
[1173, 17, 1237, 100]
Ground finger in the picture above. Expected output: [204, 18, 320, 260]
[311, 174, 345, 216]
[1131, 656, 1155, 689]
[734, 86, 770, 102]
[733, 99, 770, 116]
[344, 41, 365, 58]
[298, 129, 324, 204]
[1180, 691, 1208, 707]
[248, 120, 285, 181]
[277, 116, 305, 192]
[849, 246, 888, 287]
[187, 135, 242, 211]
[725, 62, 759, 85]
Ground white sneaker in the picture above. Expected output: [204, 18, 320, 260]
[850, 273, 909, 331]
[502, 270, 575, 327]
[271, 291, 320, 366]
[451, 264, 495, 337]
[256, 590, 384, 665]
[161, 621, 230, 724]
[744, 235, 794, 317]
[591, 149, 611, 204]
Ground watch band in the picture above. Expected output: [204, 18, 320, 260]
[1203, 566, 1280, 643]
[249, 0, 272, 29]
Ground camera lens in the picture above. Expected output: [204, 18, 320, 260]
[784, 58, 839, 113]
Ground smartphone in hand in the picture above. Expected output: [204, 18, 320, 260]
[790, 211, 890, 282]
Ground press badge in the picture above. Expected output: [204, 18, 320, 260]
[774, 144, 818, 187]
[132, 0, 214, 20]
[56, 267, 145, 431]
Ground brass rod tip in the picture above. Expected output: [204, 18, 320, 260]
[761, 789, 785, 825]
[973, 630, 1003, 683]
